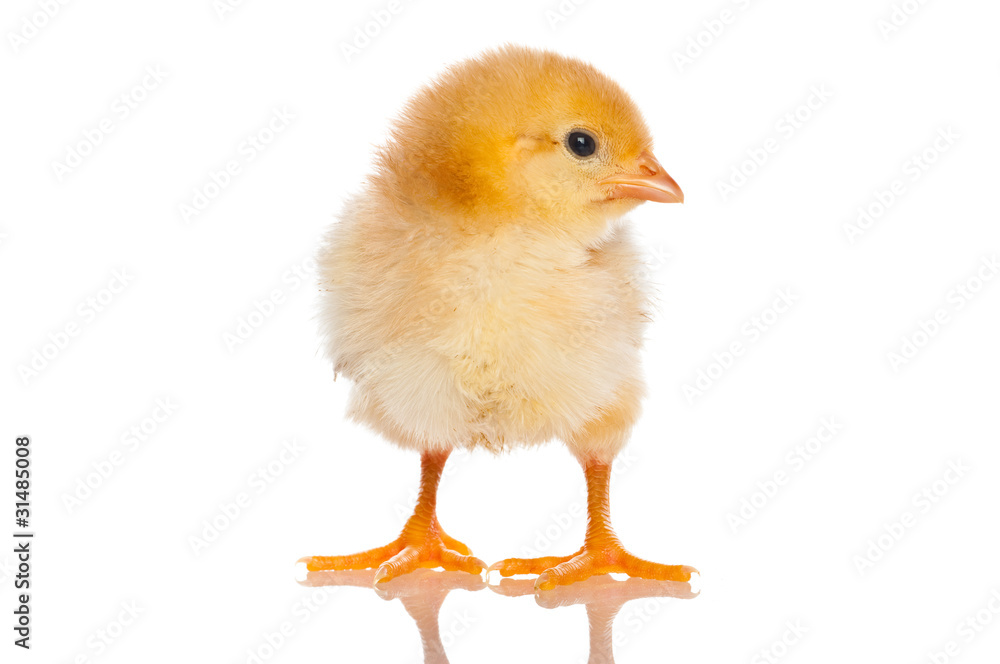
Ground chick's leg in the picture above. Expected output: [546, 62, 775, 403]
[492, 459, 696, 590]
[299, 449, 485, 584]
[532, 459, 697, 590]
[492, 382, 697, 590]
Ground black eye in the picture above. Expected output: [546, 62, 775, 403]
[566, 131, 597, 158]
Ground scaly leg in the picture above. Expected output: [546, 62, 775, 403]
[491, 459, 696, 590]
[298, 449, 485, 584]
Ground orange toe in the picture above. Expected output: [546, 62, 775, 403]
[299, 539, 404, 572]
[488, 548, 584, 577]
[437, 548, 488, 576]
[299, 516, 485, 583]
[534, 545, 697, 591]
[439, 529, 473, 557]
[372, 542, 486, 584]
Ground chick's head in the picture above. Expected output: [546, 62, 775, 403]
[374, 45, 683, 239]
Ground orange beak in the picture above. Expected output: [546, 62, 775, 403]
[600, 150, 684, 204]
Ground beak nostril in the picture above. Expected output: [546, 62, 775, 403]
[600, 149, 682, 204]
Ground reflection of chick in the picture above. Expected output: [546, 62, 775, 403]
[493, 575, 697, 664]
[300, 570, 695, 664]
[300, 46, 693, 589]
[300, 569, 484, 664]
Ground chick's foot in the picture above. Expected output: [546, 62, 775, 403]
[534, 543, 696, 591]
[489, 543, 694, 590]
[491, 459, 697, 591]
[299, 515, 483, 583]
[298, 450, 484, 584]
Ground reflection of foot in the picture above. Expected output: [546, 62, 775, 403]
[296, 567, 377, 588]
[489, 572, 698, 604]
[297, 568, 485, 664]
[489, 574, 697, 664]
[490, 460, 698, 590]
[296, 567, 486, 598]
[297, 450, 485, 584]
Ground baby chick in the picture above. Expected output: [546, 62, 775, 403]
[300, 46, 693, 590]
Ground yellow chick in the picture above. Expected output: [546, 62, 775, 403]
[300, 45, 693, 590]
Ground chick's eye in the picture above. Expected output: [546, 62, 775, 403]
[566, 131, 597, 158]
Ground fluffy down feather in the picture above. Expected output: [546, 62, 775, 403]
[318, 46, 666, 461]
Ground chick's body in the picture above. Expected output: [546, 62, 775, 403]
[302, 46, 694, 590]
[320, 198, 646, 455]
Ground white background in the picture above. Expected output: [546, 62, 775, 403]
[2, 0, 999, 662]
